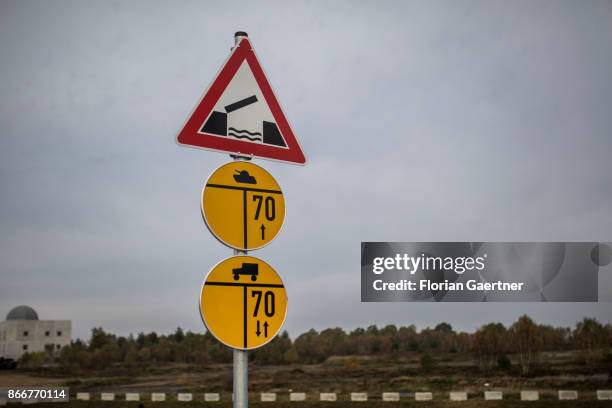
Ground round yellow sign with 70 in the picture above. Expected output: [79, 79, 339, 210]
[201, 162, 285, 251]
[199, 256, 288, 350]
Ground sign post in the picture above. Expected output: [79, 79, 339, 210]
[233, 345, 248, 408]
[179, 31, 304, 408]
[231, 34, 249, 408]
[233, 150, 249, 408]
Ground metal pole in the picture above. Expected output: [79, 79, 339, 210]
[232, 176, 249, 408]
[233, 236, 248, 407]
[232, 210, 249, 408]
[233, 314, 248, 408]
[232, 186, 249, 408]
[232, 31, 250, 408]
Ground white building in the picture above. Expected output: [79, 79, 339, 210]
[0, 305, 71, 360]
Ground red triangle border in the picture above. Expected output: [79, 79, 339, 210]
[177, 37, 306, 165]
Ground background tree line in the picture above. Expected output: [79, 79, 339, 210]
[23, 316, 610, 374]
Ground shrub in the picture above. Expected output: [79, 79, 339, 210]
[497, 354, 512, 370]
[19, 352, 47, 369]
[420, 353, 436, 372]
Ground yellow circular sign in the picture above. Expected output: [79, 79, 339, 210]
[200, 256, 288, 350]
[202, 162, 285, 251]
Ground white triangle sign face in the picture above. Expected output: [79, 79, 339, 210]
[177, 37, 306, 165]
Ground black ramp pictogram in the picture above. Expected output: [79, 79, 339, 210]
[200, 96, 258, 136]
[200, 111, 227, 136]
[225, 95, 258, 113]
[200, 95, 287, 147]
[225, 95, 264, 141]
[263, 121, 287, 147]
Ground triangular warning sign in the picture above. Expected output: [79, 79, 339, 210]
[177, 37, 306, 165]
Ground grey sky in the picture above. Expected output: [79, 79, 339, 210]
[1, 0, 612, 340]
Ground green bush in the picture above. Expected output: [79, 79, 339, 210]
[19, 352, 47, 369]
[420, 353, 436, 372]
[497, 354, 512, 370]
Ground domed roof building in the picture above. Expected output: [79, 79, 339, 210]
[6, 305, 39, 321]
[1, 305, 71, 361]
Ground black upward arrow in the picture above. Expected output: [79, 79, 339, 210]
[263, 321, 269, 337]
[256, 321, 261, 337]
[260, 224, 266, 240]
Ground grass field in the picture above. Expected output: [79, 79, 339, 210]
[1, 349, 610, 407]
[4, 352, 609, 393]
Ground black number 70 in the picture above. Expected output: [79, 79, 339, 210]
[251, 290, 275, 317]
[252, 195, 276, 221]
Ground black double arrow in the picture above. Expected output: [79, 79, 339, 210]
[256, 320, 269, 337]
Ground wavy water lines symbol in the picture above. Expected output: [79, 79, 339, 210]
[228, 127, 263, 141]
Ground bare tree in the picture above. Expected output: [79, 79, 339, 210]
[574, 318, 607, 367]
[472, 323, 507, 371]
[510, 315, 541, 375]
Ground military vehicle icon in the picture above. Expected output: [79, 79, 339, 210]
[232, 262, 259, 281]
[233, 170, 257, 184]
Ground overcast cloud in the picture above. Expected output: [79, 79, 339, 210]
[1, 0, 612, 340]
